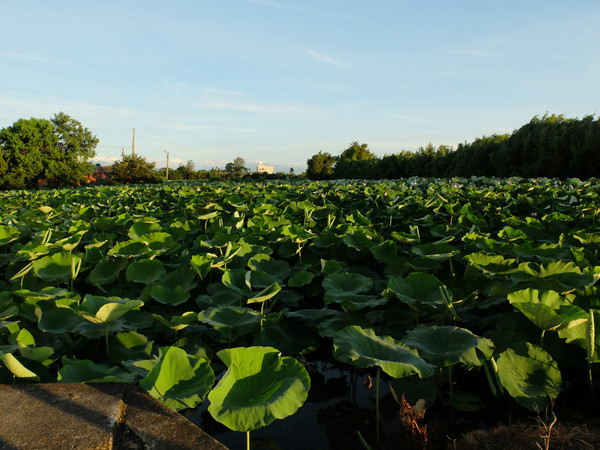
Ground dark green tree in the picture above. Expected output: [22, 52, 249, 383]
[306, 151, 336, 180]
[0, 113, 98, 189]
[225, 157, 249, 176]
[333, 142, 376, 179]
[111, 154, 161, 183]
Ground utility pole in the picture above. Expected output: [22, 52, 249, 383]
[122, 148, 125, 159]
[132, 128, 136, 156]
[164, 150, 169, 181]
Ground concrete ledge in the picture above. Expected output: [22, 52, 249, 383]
[0, 383, 227, 450]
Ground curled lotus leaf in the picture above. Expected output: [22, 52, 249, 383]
[333, 325, 435, 379]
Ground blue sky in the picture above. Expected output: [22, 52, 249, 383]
[1, 1, 599, 172]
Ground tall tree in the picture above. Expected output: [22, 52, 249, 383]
[0, 112, 98, 189]
[225, 157, 249, 175]
[306, 151, 336, 180]
[333, 142, 376, 179]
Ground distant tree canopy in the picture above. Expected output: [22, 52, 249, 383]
[306, 114, 600, 180]
[0, 112, 98, 189]
[111, 154, 162, 184]
[225, 157, 249, 175]
[306, 151, 337, 180]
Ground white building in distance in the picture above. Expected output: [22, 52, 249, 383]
[257, 163, 275, 174]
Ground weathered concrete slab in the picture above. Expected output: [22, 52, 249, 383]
[0, 383, 227, 450]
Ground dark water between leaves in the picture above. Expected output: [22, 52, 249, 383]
[186, 360, 399, 450]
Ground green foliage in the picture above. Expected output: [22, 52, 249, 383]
[306, 114, 600, 179]
[306, 151, 336, 180]
[1, 178, 600, 445]
[0, 113, 98, 189]
[110, 154, 162, 184]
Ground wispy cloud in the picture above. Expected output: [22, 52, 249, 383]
[242, 0, 305, 12]
[296, 45, 349, 68]
[158, 123, 212, 131]
[194, 101, 314, 114]
[450, 49, 499, 57]
[0, 51, 56, 63]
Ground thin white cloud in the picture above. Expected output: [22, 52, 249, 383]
[193, 101, 314, 114]
[243, 0, 305, 12]
[0, 51, 55, 63]
[158, 123, 212, 131]
[450, 49, 498, 57]
[297, 45, 349, 68]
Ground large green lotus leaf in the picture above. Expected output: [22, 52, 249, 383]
[58, 357, 136, 383]
[208, 346, 310, 432]
[322, 272, 373, 295]
[370, 240, 399, 264]
[222, 269, 252, 297]
[333, 326, 435, 379]
[402, 325, 483, 367]
[0, 225, 19, 246]
[508, 289, 588, 331]
[496, 342, 562, 411]
[387, 272, 444, 307]
[137, 232, 177, 254]
[0, 352, 39, 380]
[342, 229, 377, 251]
[126, 259, 166, 284]
[513, 242, 571, 262]
[37, 307, 82, 333]
[128, 221, 163, 240]
[464, 253, 518, 275]
[151, 285, 190, 306]
[253, 317, 319, 356]
[32, 251, 81, 283]
[247, 254, 291, 282]
[107, 240, 153, 258]
[140, 346, 215, 411]
[88, 258, 128, 286]
[511, 261, 593, 290]
[197, 306, 261, 339]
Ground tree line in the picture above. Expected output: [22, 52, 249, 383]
[307, 114, 600, 180]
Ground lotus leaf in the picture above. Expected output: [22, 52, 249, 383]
[140, 346, 215, 411]
[402, 325, 487, 367]
[126, 259, 166, 284]
[208, 346, 310, 432]
[151, 284, 190, 306]
[496, 342, 562, 411]
[197, 306, 261, 339]
[32, 251, 81, 283]
[333, 326, 435, 378]
[58, 357, 136, 383]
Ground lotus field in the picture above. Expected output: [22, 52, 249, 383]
[1, 177, 600, 447]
